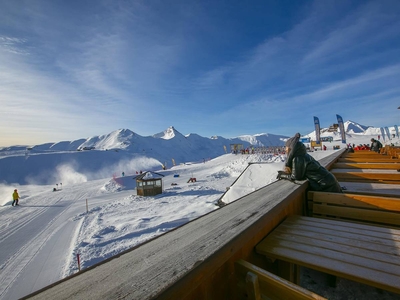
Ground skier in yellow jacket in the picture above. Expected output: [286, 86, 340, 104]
[12, 189, 19, 206]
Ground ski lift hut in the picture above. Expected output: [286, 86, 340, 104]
[135, 171, 165, 196]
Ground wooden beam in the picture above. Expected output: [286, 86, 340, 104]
[332, 163, 400, 170]
[337, 182, 400, 198]
[312, 205, 400, 226]
[337, 158, 400, 163]
[235, 260, 327, 300]
[342, 152, 384, 157]
[308, 192, 400, 212]
[332, 171, 400, 184]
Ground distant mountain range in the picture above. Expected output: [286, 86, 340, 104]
[0, 120, 394, 185]
[0, 120, 386, 155]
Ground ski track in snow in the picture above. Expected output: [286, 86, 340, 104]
[0, 180, 110, 299]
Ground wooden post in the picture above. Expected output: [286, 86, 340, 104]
[86, 199, 88, 213]
[77, 253, 81, 272]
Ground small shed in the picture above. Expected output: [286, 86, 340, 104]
[135, 171, 165, 196]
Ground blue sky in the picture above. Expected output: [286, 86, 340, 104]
[1, 0, 400, 147]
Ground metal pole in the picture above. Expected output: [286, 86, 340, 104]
[77, 253, 81, 272]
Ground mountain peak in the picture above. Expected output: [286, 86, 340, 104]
[344, 120, 370, 133]
[153, 126, 184, 140]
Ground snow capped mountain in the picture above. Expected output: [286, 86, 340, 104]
[0, 127, 288, 185]
[78, 129, 136, 150]
[153, 126, 182, 140]
[2, 127, 290, 155]
[343, 120, 371, 134]
[236, 133, 286, 147]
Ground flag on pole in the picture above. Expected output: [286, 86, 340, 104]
[385, 127, 391, 140]
[336, 115, 346, 144]
[394, 125, 399, 138]
[313, 117, 321, 145]
[380, 127, 386, 141]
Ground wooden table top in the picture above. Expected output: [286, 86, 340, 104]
[256, 215, 400, 295]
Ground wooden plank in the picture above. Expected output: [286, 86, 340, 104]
[332, 171, 400, 183]
[339, 182, 400, 197]
[235, 260, 327, 300]
[333, 169, 400, 174]
[259, 231, 400, 268]
[332, 163, 400, 170]
[275, 217, 400, 244]
[312, 205, 400, 226]
[308, 192, 400, 212]
[342, 152, 385, 158]
[337, 158, 400, 163]
[245, 272, 261, 300]
[256, 241, 400, 294]
[255, 216, 400, 294]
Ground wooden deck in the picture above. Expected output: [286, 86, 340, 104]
[333, 150, 400, 190]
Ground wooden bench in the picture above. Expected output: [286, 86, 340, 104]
[332, 162, 400, 170]
[337, 157, 400, 163]
[331, 182, 400, 198]
[342, 152, 383, 157]
[385, 146, 400, 158]
[331, 169, 400, 184]
[255, 215, 400, 295]
[235, 259, 327, 300]
[307, 191, 400, 227]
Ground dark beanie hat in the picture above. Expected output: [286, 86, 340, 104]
[285, 133, 301, 149]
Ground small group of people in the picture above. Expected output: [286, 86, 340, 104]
[349, 138, 383, 153]
[353, 144, 370, 151]
[12, 189, 20, 206]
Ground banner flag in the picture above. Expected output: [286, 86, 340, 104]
[385, 127, 391, 140]
[313, 117, 321, 145]
[380, 127, 386, 141]
[395, 125, 399, 138]
[336, 114, 346, 144]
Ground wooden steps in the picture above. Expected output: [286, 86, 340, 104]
[332, 147, 400, 186]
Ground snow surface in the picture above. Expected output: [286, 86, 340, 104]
[0, 124, 399, 299]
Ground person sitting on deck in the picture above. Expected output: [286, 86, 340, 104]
[370, 138, 382, 153]
[277, 133, 342, 193]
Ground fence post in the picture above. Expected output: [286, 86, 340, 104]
[77, 253, 81, 272]
[86, 199, 88, 213]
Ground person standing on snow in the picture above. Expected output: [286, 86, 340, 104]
[277, 133, 342, 193]
[12, 189, 20, 206]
